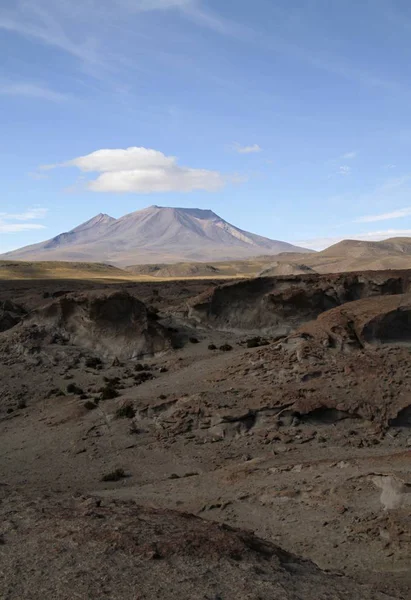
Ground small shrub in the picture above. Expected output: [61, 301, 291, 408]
[115, 402, 136, 419]
[246, 338, 259, 348]
[129, 422, 143, 435]
[47, 388, 65, 398]
[148, 306, 160, 320]
[103, 376, 121, 385]
[134, 363, 151, 371]
[84, 400, 98, 410]
[67, 383, 84, 395]
[246, 337, 270, 349]
[219, 344, 233, 352]
[101, 468, 127, 482]
[134, 372, 155, 385]
[85, 356, 102, 369]
[100, 384, 119, 401]
[208, 344, 217, 351]
[17, 400, 27, 410]
[189, 337, 200, 344]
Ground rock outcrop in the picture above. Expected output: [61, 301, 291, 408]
[0, 300, 26, 332]
[188, 270, 411, 333]
[5, 291, 172, 360]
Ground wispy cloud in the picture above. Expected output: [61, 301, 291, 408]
[295, 229, 411, 251]
[136, 0, 196, 11]
[28, 171, 49, 180]
[41, 147, 227, 193]
[0, 208, 48, 221]
[0, 0, 195, 66]
[356, 207, 411, 223]
[327, 151, 357, 170]
[1, 0, 402, 98]
[181, 3, 407, 93]
[181, 3, 250, 38]
[232, 143, 262, 155]
[181, 5, 406, 93]
[0, 223, 46, 233]
[0, 81, 67, 101]
[0, 207, 48, 233]
[0, 5, 100, 65]
[342, 151, 357, 160]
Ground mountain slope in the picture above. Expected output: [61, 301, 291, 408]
[319, 238, 411, 259]
[2, 206, 312, 266]
[267, 237, 411, 274]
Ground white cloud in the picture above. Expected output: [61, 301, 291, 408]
[89, 167, 224, 193]
[338, 165, 351, 175]
[68, 148, 175, 172]
[233, 143, 262, 154]
[0, 207, 48, 233]
[342, 151, 357, 160]
[42, 147, 227, 193]
[356, 207, 411, 223]
[0, 82, 67, 101]
[295, 229, 411, 251]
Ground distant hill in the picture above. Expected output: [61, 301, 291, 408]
[320, 238, 411, 259]
[0, 261, 131, 281]
[259, 262, 317, 277]
[279, 237, 411, 273]
[1, 206, 312, 266]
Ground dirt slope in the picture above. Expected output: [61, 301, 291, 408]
[0, 260, 131, 281]
[1, 274, 411, 599]
[278, 238, 411, 274]
[259, 262, 316, 276]
[0, 490, 396, 600]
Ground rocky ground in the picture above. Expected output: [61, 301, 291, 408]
[0, 271, 410, 599]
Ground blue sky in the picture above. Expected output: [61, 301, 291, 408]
[2, 0, 411, 253]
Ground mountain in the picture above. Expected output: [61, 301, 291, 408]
[267, 237, 411, 274]
[319, 238, 411, 259]
[2, 206, 312, 266]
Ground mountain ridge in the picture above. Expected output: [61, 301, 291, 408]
[2, 205, 312, 266]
